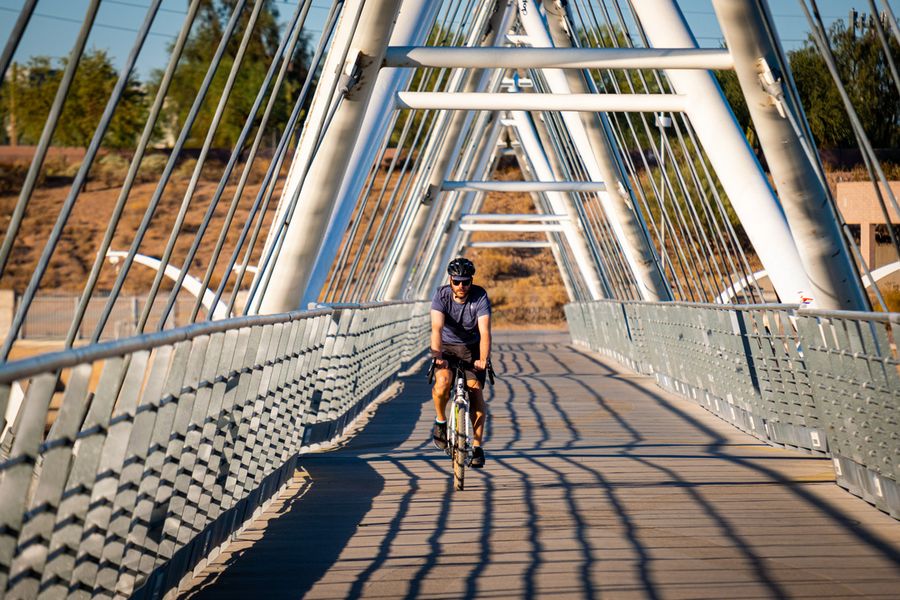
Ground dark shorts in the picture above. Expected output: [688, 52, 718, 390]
[441, 343, 486, 386]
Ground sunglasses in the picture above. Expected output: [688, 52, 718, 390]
[450, 279, 472, 287]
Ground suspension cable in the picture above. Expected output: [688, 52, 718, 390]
[0, 0, 102, 285]
[1, 0, 157, 359]
[63, 0, 204, 347]
[159, 0, 313, 327]
[86, 0, 250, 342]
[0, 0, 37, 85]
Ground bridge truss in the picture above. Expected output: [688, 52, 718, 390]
[0, 0, 898, 597]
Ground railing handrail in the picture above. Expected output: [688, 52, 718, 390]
[582, 297, 900, 323]
[0, 300, 425, 383]
[798, 307, 900, 323]
[0, 301, 432, 598]
[566, 299, 900, 520]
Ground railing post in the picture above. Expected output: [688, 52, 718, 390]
[0, 301, 427, 595]
[795, 312, 900, 517]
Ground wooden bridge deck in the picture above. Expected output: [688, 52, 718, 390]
[182, 331, 900, 599]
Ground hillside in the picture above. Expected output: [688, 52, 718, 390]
[0, 160, 568, 325]
[464, 168, 568, 326]
[1, 158, 895, 324]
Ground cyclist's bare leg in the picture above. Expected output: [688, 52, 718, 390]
[432, 367, 451, 421]
[467, 379, 486, 446]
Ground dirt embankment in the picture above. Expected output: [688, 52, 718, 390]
[0, 160, 280, 296]
[0, 160, 569, 327]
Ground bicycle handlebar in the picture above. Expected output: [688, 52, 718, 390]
[426, 355, 495, 385]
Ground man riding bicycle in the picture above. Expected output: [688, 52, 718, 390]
[430, 257, 492, 468]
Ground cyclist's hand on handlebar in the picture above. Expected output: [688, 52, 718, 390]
[474, 359, 487, 371]
[434, 358, 447, 368]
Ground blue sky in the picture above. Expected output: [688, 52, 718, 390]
[0, 0, 897, 79]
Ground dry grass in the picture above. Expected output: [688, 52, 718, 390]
[2, 156, 896, 327]
[0, 156, 281, 295]
[872, 285, 900, 312]
[466, 167, 568, 327]
[825, 165, 900, 194]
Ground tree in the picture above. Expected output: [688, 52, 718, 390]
[1, 56, 58, 146]
[0, 49, 147, 149]
[791, 15, 900, 149]
[717, 15, 900, 151]
[152, 0, 309, 149]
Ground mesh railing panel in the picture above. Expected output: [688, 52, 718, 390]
[0, 301, 429, 598]
[567, 299, 900, 519]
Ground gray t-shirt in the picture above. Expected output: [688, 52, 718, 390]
[431, 284, 491, 345]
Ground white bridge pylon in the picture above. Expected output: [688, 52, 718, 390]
[255, 0, 868, 312]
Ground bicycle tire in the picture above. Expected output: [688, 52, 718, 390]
[452, 404, 465, 491]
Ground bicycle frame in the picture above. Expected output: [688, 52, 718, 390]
[447, 364, 473, 468]
[427, 356, 494, 491]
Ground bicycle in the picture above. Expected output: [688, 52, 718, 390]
[428, 356, 494, 491]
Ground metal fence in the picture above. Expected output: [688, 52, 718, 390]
[17, 295, 199, 340]
[0, 300, 430, 599]
[566, 300, 900, 519]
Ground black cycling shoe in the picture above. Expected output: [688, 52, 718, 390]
[470, 446, 485, 468]
[432, 421, 448, 450]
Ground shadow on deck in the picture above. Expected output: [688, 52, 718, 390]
[181, 331, 900, 599]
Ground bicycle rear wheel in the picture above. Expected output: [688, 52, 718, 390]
[452, 404, 465, 490]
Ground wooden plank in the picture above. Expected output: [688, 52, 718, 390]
[182, 332, 900, 600]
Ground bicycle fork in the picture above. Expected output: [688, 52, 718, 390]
[449, 378, 472, 464]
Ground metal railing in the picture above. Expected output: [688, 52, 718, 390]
[566, 300, 900, 519]
[0, 300, 430, 599]
[14, 295, 199, 340]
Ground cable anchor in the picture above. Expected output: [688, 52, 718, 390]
[756, 57, 787, 118]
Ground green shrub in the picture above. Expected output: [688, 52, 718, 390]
[0, 162, 29, 194]
[43, 157, 81, 179]
[173, 158, 198, 181]
[138, 153, 168, 182]
[92, 153, 130, 188]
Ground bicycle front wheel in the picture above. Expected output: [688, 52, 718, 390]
[452, 404, 465, 491]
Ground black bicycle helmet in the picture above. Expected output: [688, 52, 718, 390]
[447, 257, 476, 279]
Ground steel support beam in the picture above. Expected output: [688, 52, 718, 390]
[712, 0, 868, 310]
[359, 0, 502, 301]
[445, 180, 607, 192]
[507, 110, 608, 299]
[258, 0, 404, 313]
[459, 223, 567, 232]
[546, 234, 577, 301]
[297, 0, 442, 308]
[418, 112, 505, 297]
[258, 0, 363, 276]
[507, 137, 581, 301]
[382, 1, 517, 300]
[396, 91, 688, 112]
[631, 0, 813, 305]
[384, 45, 734, 70]
[461, 213, 570, 221]
[534, 0, 671, 301]
[468, 241, 553, 248]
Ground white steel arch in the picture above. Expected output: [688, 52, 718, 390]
[249, 0, 872, 312]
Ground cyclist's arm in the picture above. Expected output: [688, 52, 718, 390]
[476, 314, 491, 369]
[431, 309, 445, 364]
